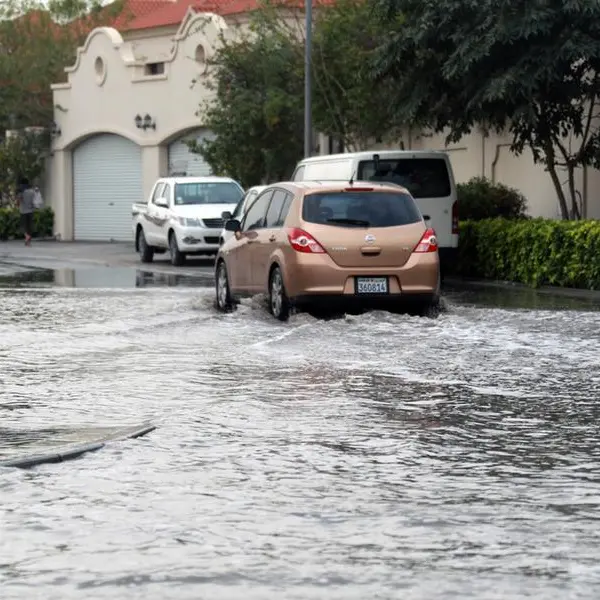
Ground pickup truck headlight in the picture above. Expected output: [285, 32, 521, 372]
[178, 217, 202, 227]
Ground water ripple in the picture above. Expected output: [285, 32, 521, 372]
[1, 287, 599, 599]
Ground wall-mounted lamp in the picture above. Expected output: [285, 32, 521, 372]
[50, 121, 61, 137]
[134, 113, 156, 131]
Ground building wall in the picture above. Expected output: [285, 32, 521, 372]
[49, 12, 229, 240]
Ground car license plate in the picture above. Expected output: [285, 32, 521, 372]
[355, 277, 388, 294]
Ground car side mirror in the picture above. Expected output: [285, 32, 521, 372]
[224, 219, 241, 232]
[155, 197, 169, 208]
[221, 211, 232, 220]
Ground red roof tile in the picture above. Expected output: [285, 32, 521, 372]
[125, 0, 334, 32]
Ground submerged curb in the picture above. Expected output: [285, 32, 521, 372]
[444, 276, 600, 301]
[0, 422, 156, 469]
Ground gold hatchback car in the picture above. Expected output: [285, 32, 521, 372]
[214, 181, 441, 321]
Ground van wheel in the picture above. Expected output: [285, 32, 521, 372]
[169, 231, 185, 266]
[269, 266, 290, 322]
[138, 228, 154, 263]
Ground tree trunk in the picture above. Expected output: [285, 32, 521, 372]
[543, 142, 570, 219]
[566, 164, 581, 220]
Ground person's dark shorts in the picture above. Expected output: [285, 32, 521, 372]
[20, 212, 33, 236]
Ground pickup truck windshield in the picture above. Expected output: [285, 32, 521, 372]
[174, 182, 243, 205]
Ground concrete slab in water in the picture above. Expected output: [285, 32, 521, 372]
[0, 422, 156, 469]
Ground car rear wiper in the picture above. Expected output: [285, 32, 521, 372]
[326, 217, 371, 227]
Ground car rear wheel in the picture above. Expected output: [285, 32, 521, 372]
[215, 261, 233, 312]
[138, 228, 154, 263]
[169, 231, 185, 266]
[269, 266, 290, 322]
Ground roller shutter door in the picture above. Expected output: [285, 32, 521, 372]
[73, 134, 143, 241]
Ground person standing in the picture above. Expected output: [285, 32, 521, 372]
[17, 178, 35, 246]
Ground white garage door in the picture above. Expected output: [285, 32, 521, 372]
[168, 129, 215, 176]
[73, 134, 143, 241]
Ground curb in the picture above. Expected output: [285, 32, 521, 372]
[0, 422, 156, 469]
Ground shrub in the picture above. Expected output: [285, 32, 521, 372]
[0, 206, 54, 240]
[456, 218, 600, 289]
[457, 177, 528, 220]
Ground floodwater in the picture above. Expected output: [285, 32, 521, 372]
[1, 272, 600, 599]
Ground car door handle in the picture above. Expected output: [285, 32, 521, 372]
[268, 235, 276, 242]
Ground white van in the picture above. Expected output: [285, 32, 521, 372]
[291, 150, 458, 271]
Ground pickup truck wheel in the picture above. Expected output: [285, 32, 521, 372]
[138, 228, 154, 263]
[169, 231, 185, 266]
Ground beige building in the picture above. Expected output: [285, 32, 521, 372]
[47, 0, 600, 241]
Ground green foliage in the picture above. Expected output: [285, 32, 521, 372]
[0, 206, 54, 240]
[310, 0, 403, 149]
[457, 177, 528, 221]
[456, 219, 600, 289]
[195, 18, 304, 188]
[0, 131, 49, 202]
[374, 0, 600, 220]
[196, 0, 409, 182]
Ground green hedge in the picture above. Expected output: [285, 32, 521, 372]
[456, 218, 600, 289]
[0, 207, 54, 240]
[457, 177, 528, 220]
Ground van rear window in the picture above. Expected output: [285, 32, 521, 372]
[357, 158, 451, 198]
[302, 191, 422, 228]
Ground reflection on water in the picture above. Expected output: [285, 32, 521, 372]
[1, 284, 600, 599]
[0, 265, 212, 289]
[444, 279, 600, 311]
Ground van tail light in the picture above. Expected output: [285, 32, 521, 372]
[413, 228, 438, 253]
[451, 200, 459, 234]
[287, 228, 326, 254]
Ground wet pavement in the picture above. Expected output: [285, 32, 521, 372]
[1, 246, 600, 599]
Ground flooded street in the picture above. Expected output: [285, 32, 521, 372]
[2, 261, 600, 599]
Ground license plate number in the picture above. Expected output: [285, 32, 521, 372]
[355, 277, 388, 294]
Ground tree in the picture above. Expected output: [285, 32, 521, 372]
[0, 129, 49, 205]
[195, 21, 304, 187]
[374, 0, 600, 219]
[310, 0, 403, 150]
[0, 0, 125, 133]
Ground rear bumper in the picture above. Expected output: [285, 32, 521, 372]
[283, 251, 440, 298]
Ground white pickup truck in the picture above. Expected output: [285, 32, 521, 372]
[132, 176, 244, 265]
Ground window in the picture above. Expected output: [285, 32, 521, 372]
[161, 183, 171, 205]
[242, 191, 273, 231]
[173, 182, 243, 206]
[233, 189, 258, 219]
[145, 62, 165, 76]
[303, 160, 351, 180]
[264, 189, 288, 228]
[276, 192, 293, 226]
[292, 165, 305, 181]
[302, 191, 422, 228]
[151, 183, 164, 204]
[357, 158, 451, 198]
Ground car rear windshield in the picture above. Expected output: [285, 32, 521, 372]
[174, 182, 243, 205]
[302, 191, 422, 228]
[357, 158, 451, 198]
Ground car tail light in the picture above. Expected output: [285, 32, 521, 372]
[413, 228, 438, 253]
[452, 200, 459, 234]
[287, 228, 326, 253]
[343, 187, 373, 192]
